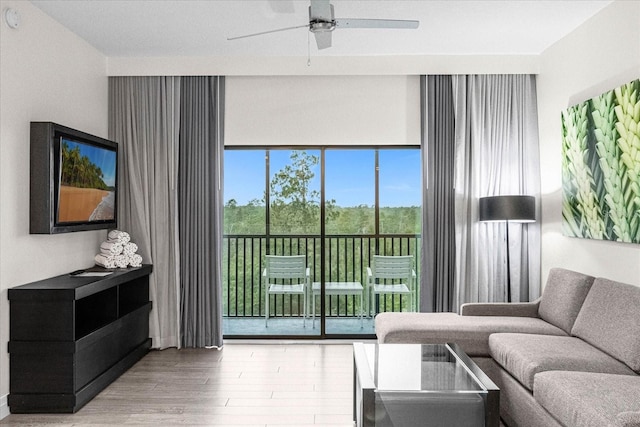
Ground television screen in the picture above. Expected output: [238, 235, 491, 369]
[56, 137, 117, 224]
[30, 122, 118, 234]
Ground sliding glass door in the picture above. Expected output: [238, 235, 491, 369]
[322, 149, 421, 335]
[223, 149, 321, 337]
[222, 147, 421, 338]
[323, 150, 375, 335]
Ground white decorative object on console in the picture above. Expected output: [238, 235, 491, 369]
[95, 230, 143, 268]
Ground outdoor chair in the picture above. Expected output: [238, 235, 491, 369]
[264, 255, 310, 327]
[367, 255, 416, 316]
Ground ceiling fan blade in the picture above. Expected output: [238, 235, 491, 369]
[314, 31, 332, 50]
[335, 19, 419, 29]
[227, 24, 309, 41]
[309, 0, 332, 21]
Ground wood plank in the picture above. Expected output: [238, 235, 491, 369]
[3, 343, 356, 425]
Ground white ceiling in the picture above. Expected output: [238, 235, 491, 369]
[29, 0, 613, 57]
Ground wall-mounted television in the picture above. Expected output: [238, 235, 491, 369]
[30, 122, 118, 234]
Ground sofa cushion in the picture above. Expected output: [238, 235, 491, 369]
[461, 300, 540, 317]
[538, 268, 595, 334]
[375, 312, 567, 357]
[534, 371, 640, 427]
[572, 278, 640, 372]
[616, 412, 640, 427]
[489, 333, 635, 391]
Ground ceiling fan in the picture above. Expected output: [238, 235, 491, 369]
[228, 0, 419, 50]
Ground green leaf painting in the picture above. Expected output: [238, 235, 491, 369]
[562, 78, 640, 244]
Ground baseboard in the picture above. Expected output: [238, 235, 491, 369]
[0, 393, 9, 420]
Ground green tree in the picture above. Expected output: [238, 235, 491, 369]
[269, 150, 337, 234]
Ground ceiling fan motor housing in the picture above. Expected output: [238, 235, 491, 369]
[310, 20, 336, 33]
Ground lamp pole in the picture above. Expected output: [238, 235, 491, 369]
[505, 221, 512, 302]
[479, 195, 535, 303]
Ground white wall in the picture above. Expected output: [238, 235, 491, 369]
[537, 0, 640, 286]
[0, 0, 108, 417]
[107, 54, 539, 76]
[226, 75, 420, 146]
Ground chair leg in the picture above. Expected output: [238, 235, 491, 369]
[265, 291, 269, 328]
[302, 292, 306, 328]
[364, 287, 368, 318]
[359, 291, 363, 329]
[370, 290, 375, 317]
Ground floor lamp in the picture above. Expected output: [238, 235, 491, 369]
[479, 195, 535, 302]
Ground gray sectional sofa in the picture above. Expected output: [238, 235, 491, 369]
[375, 268, 640, 427]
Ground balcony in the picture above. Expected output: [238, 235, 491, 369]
[222, 233, 420, 337]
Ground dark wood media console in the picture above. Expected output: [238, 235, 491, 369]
[8, 265, 153, 413]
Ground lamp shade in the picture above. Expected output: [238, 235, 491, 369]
[479, 195, 535, 223]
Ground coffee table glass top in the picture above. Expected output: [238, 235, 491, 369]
[362, 343, 486, 394]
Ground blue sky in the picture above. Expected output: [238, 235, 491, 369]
[224, 149, 421, 207]
[63, 138, 117, 187]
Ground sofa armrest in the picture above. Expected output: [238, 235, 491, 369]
[460, 298, 541, 317]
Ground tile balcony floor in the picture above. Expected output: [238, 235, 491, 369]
[223, 317, 376, 337]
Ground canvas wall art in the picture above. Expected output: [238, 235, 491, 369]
[561, 78, 640, 244]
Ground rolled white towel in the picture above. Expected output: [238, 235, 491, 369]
[114, 254, 128, 269]
[94, 253, 116, 269]
[129, 253, 143, 268]
[100, 241, 123, 256]
[122, 242, 138, 256]
[108, 229, 123, 240]
[108, 230, 131, 244]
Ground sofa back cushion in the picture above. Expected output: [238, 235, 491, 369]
[538, 268, 595, 334]
[572, 278, 640, 372]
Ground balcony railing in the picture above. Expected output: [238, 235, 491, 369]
[223, 234, 421, 319]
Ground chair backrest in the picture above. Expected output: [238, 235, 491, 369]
[265, 255, 307, 282]
[371, 255, 413, 282]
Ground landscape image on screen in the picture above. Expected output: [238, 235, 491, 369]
[58, 138, 116, 223]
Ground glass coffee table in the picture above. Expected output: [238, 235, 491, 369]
[353, 342, 499, 427]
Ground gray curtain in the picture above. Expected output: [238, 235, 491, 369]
[453, 75, 541, 308]
[420, 75, 456, 312]
[179, 76, 225, 348]
[109, 76, 181, 349]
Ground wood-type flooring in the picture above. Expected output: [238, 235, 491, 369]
[1, 343, 355, 426]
